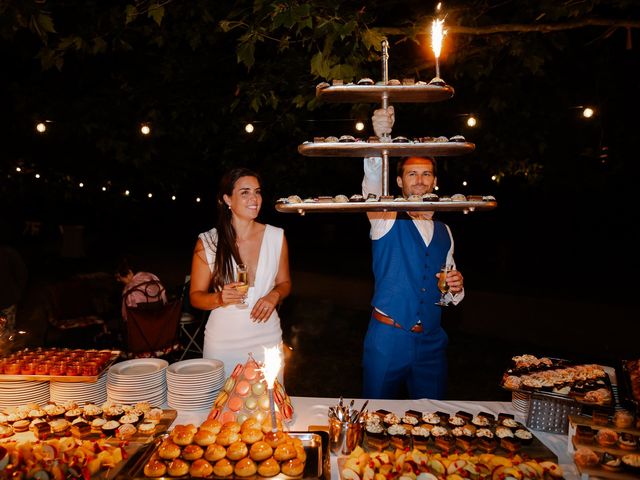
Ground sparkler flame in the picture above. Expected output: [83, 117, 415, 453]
[261, 345, 282, 389]
[431, 18, 447, 59]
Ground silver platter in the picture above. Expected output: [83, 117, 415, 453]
[316, 84, 455, 103]
[275, 200, 497, 214]
[298, 141, 475, 157]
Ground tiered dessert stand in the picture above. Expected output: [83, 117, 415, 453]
[276, 40, 497, 215]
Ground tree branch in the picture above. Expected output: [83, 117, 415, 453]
[378, 18, 640, 36]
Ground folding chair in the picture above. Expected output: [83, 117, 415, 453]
[177, 277, 207, 360]
[124, 298, 182, 359]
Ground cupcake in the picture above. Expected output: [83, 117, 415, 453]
[49, 418, 71, 436]
[410, 426, 431, 451]
[614, 409, 634, 429]
[364, 417, 389, 451]
[91, 418, 107, 431]
[387, 424, 410, 450]
[64, 408, 83, 423]
[104, 405, 124, 421]
[82, 404, 103, 420]
[119, 413, 140, 426]
[422, 412, 441, 426]
[596, 428, 618, 447]
[101, 420, 120, 436]
[514, 428, 533, 445]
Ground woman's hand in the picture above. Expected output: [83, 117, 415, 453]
[250, 291, 279, 323]
[220, 282, 245, 306]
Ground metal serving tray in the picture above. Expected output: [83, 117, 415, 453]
[118, 431, 329, 480]
[316, 84, 455, 103]
[298, 141, 474, 158]
[276, 199, 496, 215]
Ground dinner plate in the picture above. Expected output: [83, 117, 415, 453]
[167, 358, 223, 376]
[109, 358, 168, 377]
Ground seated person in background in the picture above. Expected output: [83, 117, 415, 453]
[116, 259, 167, 321]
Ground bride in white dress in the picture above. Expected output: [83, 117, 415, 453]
[189, 168, 291, 377]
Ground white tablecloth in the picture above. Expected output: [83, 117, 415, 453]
[171, 396, 580, 479]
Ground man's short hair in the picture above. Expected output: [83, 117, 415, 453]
[397, 156, 437, 177]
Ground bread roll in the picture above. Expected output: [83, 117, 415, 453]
[172, 429, 194, 446]
[258, 457, 281, 477]
[215, 429, 240, 446]
[158, 441, 181, 460]
[281, 458, 305, 476]
[274, 442, 297, 462]
[249, 440, 273, 462]
[167, 458, 189, 477]
[241, 428, 263, 444]
[189, 458, 213, 477]
[200, 418, 222, 434]
[221, 421, 241, 433]
[181, 444, 204, 461]
[226, 440, 249, 461]
[241, 417, 261, 432]
[212, 458, 234, 477]
[204, 443, 227, 462]
[264, 430, 287, 448]
[194, 428, 216, 446]
[143, 459, 167, 477]
[234, 457, 258, 477]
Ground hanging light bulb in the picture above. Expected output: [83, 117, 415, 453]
[355, 121, 365, 131]
[466, 116, 477, 127]
[78, 182, 84, 188]
[35, 173, 41, 179]
[102, 186, 107, 192]
[245, 123, 255, 133]
[196, 197, 201, 203]
[582, 107, 595, 118]
[171, 195, 176, 201]
[36, 122, 47, 133]
[140, 123, 151, 135]
[124, 190, 130, 196]
[147, 193, 153, 198]
[16, 167, 22, 173]
[462, 180, 468, 187]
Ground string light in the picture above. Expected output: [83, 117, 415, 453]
[35, 173, 40, 179]
[140, 123, 151, 135]
[196, 197, 201, 203]
[462, 180, 468, 186]
[16, 167, 22, 172]
[36, 122, 47, 133]
[355, 121, 365, 131]
[466, 116, 477, 127]
[171, 195, 176, 201]
[245, 123, 255, 133]
[491, 175, 497, 181]
[124, 190, 130, 196]
[102, 186, 107, 191]
[582, 107, 595, 118]
[147, 193, 153, 198]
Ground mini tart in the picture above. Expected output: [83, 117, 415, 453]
[574, 447, 600, 468]
[618, 432, 638, 450]
[132, 423, 155, 439]
[12, 419, 30, 432]
[0, 424, 14, 438]
[64, 408, 82, 422]
[601, 452, 622, 472]
[82, 404, 103, 420]
[101, 420, 120, 435]
[515, 428, 534, 445]
[28, 408, 47, 420]
[103, 405, 124, 420]
[119, 413, 140, 425]
[49, 418, 71, 435]
[116, 423, 137, 440]
[91, 418, 107, 430]
[596, 428, 619, 447]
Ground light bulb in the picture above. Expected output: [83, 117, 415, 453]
[466, 116, 477, 127]
[245, 123, 255, 133]
[355, 121, 365, 131]
[36, 122, 47, 133]
[140, 124, 151, 135]
[583, 107, 594, 118]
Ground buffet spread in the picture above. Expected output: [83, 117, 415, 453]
[0, 347, 638, 480]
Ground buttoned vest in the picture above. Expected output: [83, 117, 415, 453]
[371, 214, 451, 333]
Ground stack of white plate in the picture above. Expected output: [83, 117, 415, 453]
[512, 391, 531, 414]
[50, 372, 108, 405]
[0, 380, 49, 409]
[107, 358, 168, 406]
[167, 358, 224, 411]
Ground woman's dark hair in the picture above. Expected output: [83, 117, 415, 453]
[209, 167, 262, 291]
[115, 257, 133, 277]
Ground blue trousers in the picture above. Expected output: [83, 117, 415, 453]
[362, 315, 448, 400]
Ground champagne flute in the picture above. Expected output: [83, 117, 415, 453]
[236, 263, 249, 309]
[435, 263, 453, 306]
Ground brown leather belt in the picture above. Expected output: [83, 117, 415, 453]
[372, 309, 423, 333]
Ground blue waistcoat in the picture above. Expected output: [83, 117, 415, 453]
[371, 214, 451, 333]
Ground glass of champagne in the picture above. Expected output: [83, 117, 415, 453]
[236, 264, 249, 309]
[435, 263, 453, 306]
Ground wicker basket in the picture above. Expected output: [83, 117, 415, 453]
[525, 392, 582, 434]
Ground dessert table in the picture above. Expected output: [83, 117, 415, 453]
[171, 396, 580, 480]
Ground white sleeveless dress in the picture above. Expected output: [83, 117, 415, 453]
[199, 225, 284, 377]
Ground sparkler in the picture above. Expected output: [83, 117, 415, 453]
[430, 4, 447, 85]
[261, 346, 282, 432]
